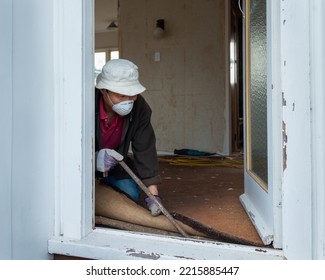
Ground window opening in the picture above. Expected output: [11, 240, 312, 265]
[110, 50, 119, 60]
[93, 0, 268, 249]
[94, 49, 119, 84]
[95, 51, 106, 71]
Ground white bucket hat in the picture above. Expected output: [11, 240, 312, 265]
[96, 59, 146, 96]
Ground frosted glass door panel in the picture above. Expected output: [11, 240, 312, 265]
[246, 0, 268, 188]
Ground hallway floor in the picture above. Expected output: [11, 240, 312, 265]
[156, 155, 264, 246]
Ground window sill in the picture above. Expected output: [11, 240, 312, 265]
[48, 227, 284, 260]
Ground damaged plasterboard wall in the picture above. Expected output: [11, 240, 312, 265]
[119, 0, 230, 155]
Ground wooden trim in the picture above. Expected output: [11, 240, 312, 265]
[244, 0, 268, 191]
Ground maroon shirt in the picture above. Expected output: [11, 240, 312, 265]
[99, 95, 123, 149]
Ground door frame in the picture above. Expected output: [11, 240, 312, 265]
[240, 0, 283, 248]
[48, 0, 286, 260]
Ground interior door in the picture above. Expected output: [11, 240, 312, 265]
[240, 0, 279, 246]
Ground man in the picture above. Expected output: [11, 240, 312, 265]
[95, 59, 161, 216]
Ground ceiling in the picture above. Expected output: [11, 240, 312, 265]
[95, 0, 118, 33]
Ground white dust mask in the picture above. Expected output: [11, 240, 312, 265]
[112, 100, 134, 116]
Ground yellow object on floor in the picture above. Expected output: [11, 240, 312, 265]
[158, 155, 244, 168]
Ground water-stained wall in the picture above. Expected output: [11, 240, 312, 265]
[119, 0, 229, 154]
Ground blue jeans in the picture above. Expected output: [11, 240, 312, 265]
[103, 175, 141, 202]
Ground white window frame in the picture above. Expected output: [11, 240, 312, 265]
[47, 0, 286, 260]
[307, 0, 325, 260]
[51, 0, 94, 239]
[95, 48, 119, 62]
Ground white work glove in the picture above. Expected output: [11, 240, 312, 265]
[145, 195, 162, 216]
[96, 149, 118, 173]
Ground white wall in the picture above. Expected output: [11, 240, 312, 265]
[119, 0, 230, 154]
[0, 0, 94, 260]
[0, 0, 56, 259]
[0, 0, 13, 259]
[95, 31, 118, 49]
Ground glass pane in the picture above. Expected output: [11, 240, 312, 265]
[94, 52, 106, 71]
[247, 0, 268, 186]
[110, 50, 119, 60]
[94, 52, 107, 85]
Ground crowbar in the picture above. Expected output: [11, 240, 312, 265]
[105, 149, 189, 238]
